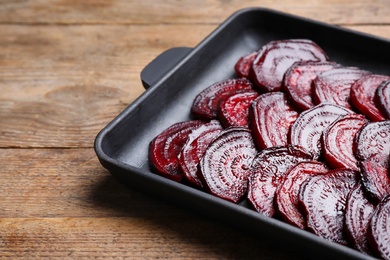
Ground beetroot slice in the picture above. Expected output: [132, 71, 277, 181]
[299, 169, 359, 245]
[199, 127, 257, 203]
[179, 120, 223, 188]
[359, 153, 390, 204]
[322, 114, 368, 171]
[247, 145, 312, 217]
[350, 74, 390, 121]
[149, 120, 204, 182]
[249, 92, 298, 150]
[250, 39, 328, 92]
[234, 51, 258, 79]
[345, 183, 375, 254]
[191, 78, 253, 121]
[275, 161, 329, 229]
[368, 195, 390, 260]
[354, 120, 390, 161]
[288, 103, 354, 159]
[283, 61, 338, 111]
[375, 80, 390, 119]
[312, 67, 370, 109]
[217, 90, 259, 128]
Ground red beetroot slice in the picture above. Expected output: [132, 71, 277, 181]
[217, 90, 259, 128]
[359, 153, 390, 204]
[179, 120, 223, 188]
[322, 114, 368, 171]
[199, 127, 257, 203]
[354, 120, 390, 161]
[247, 145, 312, 217]
[250, 39, 328, 92]
[234, 51, 258, 79]
[375, 80, 390, 119]
[191, 78, 253, 121]
[312, 67, 370, 109]
[275, 161, 329, 229]
[345, 183, 375, 254]
[283, 61, 338, 111]
[288, 103, 354, 159]
[350, 74, 390, 121]
[149, 120, 204, 182]
[368, 195, 390, 260]
[299, 169, 359, 245]
[250, 92, 299, 150]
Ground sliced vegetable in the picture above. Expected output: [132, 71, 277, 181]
[250, 39, 328, 92]
[150, 120, 204, 181]
[199, 127, 257, 203]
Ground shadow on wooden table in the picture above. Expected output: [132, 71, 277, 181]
[89, 173, 303, 259]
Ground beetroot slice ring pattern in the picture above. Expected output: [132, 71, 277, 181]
[250, 39, 328, 92]
[299, 169, 359, 245]
[312, 67, 370, 109]
[322, 114, 368, 171]
[288, 103, 354, 159]
[149, 120, 205, 182]
[247, 145, 312, 217]
[375, 80, 390, 119]
[350, 74, 390, 121]
[249, 92, 298, 150]
[344, 183, 375, 254]
[275, 161, 329, 229]
[368, 195, 390, 260]
[191, 78, 253, 121]
[354, 120, 390, 162]
[179, 120, 223, 187]
[199, 127, 257, 203]
[283, 60, 338, 111]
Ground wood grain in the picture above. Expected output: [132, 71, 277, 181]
[0, 148, 301, 259]
[1, 1, 390, 259]
[1, 24, 389, 148]
[1, 0, 390, 25]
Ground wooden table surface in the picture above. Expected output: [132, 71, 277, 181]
[1, 1, 389, 259]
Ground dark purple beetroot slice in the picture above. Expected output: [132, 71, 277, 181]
[150, 120, 204, 182]
[350, 74, 390, 121]
[322, 114, 368, 171]
[250, 39, 328, 92]
[179, 120, 223, 188]
[288, 103, 354, 159]
[247, 145, 312, 217]
[199, 127, 257, 203]
[312, 67, 370, 109]
[375, 80, 390, 119]
[359, 153, 390, 204]
[249, 92, 298, 150]
[234, 51, 258, 79]
[283, 61, 338, 111]
[354, 120, 390, 161]
[345, 183, 375, 254]
[299, 169, 359, 245]
[217, 90, 259, 128]
[191, 78, 253, 121]
[275, 161, 329, 229]
[368, 195, 390, 260]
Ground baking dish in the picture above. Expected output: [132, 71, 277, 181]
[94, 8, 390, 259]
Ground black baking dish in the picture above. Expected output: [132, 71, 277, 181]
[94, 8, 389, 260]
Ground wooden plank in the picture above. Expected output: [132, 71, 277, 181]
[0, 24, 215, 148]
[1, 0, 390, 25]
[0, 217, 301, 259]
[0, 148, 301, 259]
[0, 148, 179, 218]
[1, 24, 389, 148]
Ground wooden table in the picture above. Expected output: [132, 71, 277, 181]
[1, 1, 389, 258]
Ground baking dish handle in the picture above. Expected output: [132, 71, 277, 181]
[141, 47, 193, 89]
